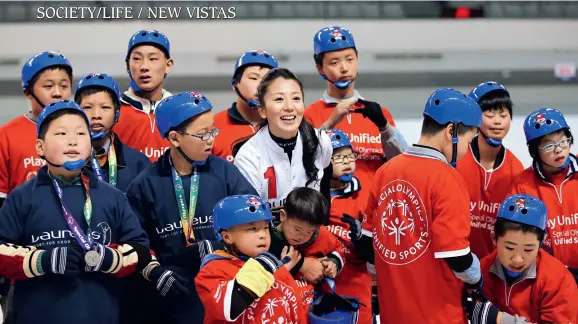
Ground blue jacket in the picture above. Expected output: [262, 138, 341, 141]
[0, 166, 149, 324]
[85, 133, 150, 192]
[125, 150, 257, 324]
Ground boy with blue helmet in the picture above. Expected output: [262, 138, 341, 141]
[363, 88, 482, 323]
[114, 29, 174, 162]
[457, 81, 524, 259]
[0, 100, 151, 324]
[74, 73, 150, 192]
[125, 91, 257, 324]
[0, 51, 73, 206]
[471, 194, 578, 323]
[324, 129, 373, 323]
[195, 194, 306, 323]
[213, 49, 279, 163]
[509, 108, 578, 283]
[305, 26, 407, 205]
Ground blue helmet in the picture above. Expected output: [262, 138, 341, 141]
[126, 29, 170, 60]
[523, 108, 569, 143]
[327, 129, 352, 150]
[213, 195, 273, 240]
[37, 100, 90, 137]
[75, 73, 121, 108]
[468, 81, 510, 102]
[313, 26, 356, 56]
[21, 51, 72, 89]
[423, 88, 482, 128]
[155, 92, 213, 138]
[498, 194, 547, 231]
[231, 49, 279, 85]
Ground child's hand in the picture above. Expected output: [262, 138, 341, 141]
[323, 96, 358, 129]
[281, 246, 301, 271]
[321, 260, 338, 278]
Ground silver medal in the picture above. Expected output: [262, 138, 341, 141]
[84, 250, 100, 267]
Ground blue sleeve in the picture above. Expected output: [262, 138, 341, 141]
[116, 193, 150, 248]
[125, 180, 153, 240]
[0, 190, 25, 244]
[227, 163, 258, 196]
[137, 154, 152, 174]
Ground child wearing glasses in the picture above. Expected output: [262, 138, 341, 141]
[509, 108, 578, 284]
[125, 92, 257, 324]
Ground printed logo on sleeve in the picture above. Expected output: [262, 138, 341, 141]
[374, 179, 431, 265]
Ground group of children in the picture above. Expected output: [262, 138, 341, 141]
[0, 24, 575, 324]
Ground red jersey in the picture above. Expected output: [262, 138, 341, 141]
[364, 145, 470, 323]
[195, 250, 306, 324]
[456, 143, 524, 259]
[212, 104, 258, 163]
[305, 91, 396, 196]
[0, 115, 44, 198]
[481, 249, 578, 323]
[327, 177, 372, 324]
[114, 89, 171, 162]
[509, 155, 578, 268]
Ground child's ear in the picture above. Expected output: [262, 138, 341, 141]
[168, 131, 180, 147]
[221, 231, 233, 245]
[35, 139, 45, 157]
[280, 209, 287, 222]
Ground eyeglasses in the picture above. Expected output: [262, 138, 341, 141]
[180, 128, 220, 141]
[331, 153, 358, 163]
[538, 137, 572, 152]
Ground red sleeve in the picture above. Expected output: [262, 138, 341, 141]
[0, 128, 10, 198]
[304, 104, 320, 127]
[362, 174, 380, 236]
[480, 255, 497, 304]
[540, 267, 578, 323]
[380, 106, 396, 127]
[431, 171, 471, 258]
[195, 260, 239, 322]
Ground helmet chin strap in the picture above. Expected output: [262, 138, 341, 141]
[335, 173, 353, 182]
[45, 158, 86, 171]
[480, 132, 502, 148]
[233, 86, 259, 109]
[176, 146, 207, 167]
[320, 72, 358, 91]
[505, 268, 523, 278]
[91, 113, 120, 142]
[450, 122, 459, 168]
[26, 88, 46, 114]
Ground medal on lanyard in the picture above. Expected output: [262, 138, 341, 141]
[170, 158, 200, 247]
[90, 143, 117, 187]
[51, 175, 100, 267]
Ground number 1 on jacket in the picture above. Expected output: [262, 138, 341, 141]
[264, 166, 277, 199]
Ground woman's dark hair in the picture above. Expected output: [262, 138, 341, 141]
[284, 187, 329, 226]
[477, 89, 513, 117]
[527, 128, 574, 159]
[256, 68, 323, 186]
[494, 218, 545, 242]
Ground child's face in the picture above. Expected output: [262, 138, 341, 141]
[317, 48, 358, 88]
[170, 111, 215, 161]
[258, 78, 304, 139]
[441, 126, 478, 163]
[280, 211, 318, 246]
[36, 114, 91, 168]
[495, 230, 540, 273]
[537, 130, 572, 168]
[236, 65, 271, 104]
[28, 69, 72, 116]
[80, 92, 116, 134]
[331, 147, 356, 179]
[127, 45, 173, 92]
[222, 220, 271, 258]
[481, 108, 511, 141]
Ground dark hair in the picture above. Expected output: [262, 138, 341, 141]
[494, 218, 545, 242]
[257, 68, 322, 186]
[165, 113, 208, 139]
[28, 66, 73, 90]
[284, 187, 329, 226]
[420, 115, 477, 137]
[74, 87, 120, 111]
[232, 64, 271, 85]
[527, 128, 574, 159]
[313, 48, 358, 67]
[38, 109, 87, 140]
[477, 90, 513, 117]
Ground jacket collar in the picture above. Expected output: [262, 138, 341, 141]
[532, 153, 578, 183]
[330, 176, 361, 197]
[490, 252, 538, 284]
[36, 165, 99, 188]
[86, 133, 127, 170]
[321, 90, 363, 105]
[405, 144, 449, 164]
[156, 149, 212, 176]
[470, 136, 506, 169]
[262, 125, 302, 155]
[120, 88, 173, 114]
[227, 103, 252, 125]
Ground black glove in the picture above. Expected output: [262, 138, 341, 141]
[0, 276, 10, 296]
[341, 213, 362, 241]
[465, 299, 500, 324]
[145, 265, 189, 298]
[174, 239, 223, 269]
[354, 99, 387, 129]
[84, 242, 117, 273]
[40, 245, 84, 276]
[254, 251, 290, 274]
[371, 284, 379, 316]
